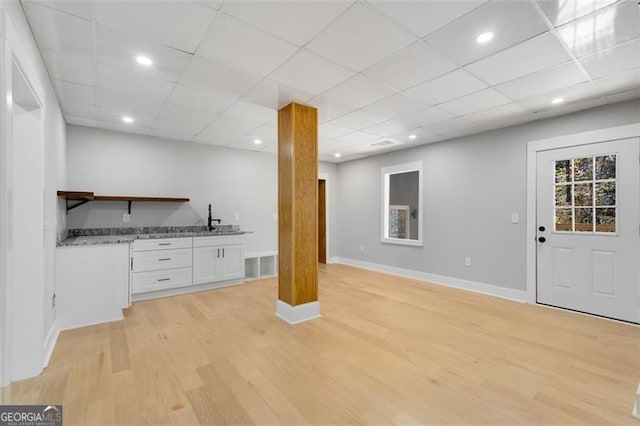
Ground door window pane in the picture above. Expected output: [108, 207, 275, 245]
[595, 208, 616, 233]
[554, 209, 572, 232]
[595, 182, 615, 206]
[554, 185, 572, 206]
[574, 183, 593, 206]
[555, 160, 572, 183]
[595, 154, 616, 179]
[575, 208, 594, 232]
[573, 157, 593, 181]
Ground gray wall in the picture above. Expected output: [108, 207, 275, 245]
[66, 125, 338, 256]
[335, 99, 640, 291]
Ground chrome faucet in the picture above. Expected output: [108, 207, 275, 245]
[207, 204, 221, 231]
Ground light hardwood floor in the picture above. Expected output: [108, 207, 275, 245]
[8, 264, 640, 425]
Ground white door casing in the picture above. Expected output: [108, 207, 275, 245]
[536, 138, 639, 323]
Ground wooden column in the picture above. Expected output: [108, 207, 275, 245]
[276, 102, 320, 324]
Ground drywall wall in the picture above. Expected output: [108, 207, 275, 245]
[335, 99, 640, 292]
[0, 1, 67, 382]
[66, 125, 339, 257]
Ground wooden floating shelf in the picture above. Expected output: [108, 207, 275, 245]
[57, 191, 189, 213]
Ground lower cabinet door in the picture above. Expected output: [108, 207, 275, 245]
[220, 245, 245, 281]
[132, 267, 192, 294]
[193, 246, 220, 285]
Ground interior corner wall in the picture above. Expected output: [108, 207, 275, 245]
[334, 99, 640, 292]
[65, 125, 339, 258]
[0, 0, 67, 379]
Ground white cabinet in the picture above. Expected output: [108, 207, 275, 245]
[131, 237, 193, 295]
[193, 236, 245, 285]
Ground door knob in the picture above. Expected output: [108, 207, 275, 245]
[538, 236, 546, 243]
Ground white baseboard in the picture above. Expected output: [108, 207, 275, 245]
[334, 257, 527, 303]
[633, 384, 640, 420]
[327, 257, 340, 264]
[276, 300, 321, 324]
[43, 319, 61, 368]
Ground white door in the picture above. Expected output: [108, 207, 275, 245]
[193, 246, 220, 285]
[536, 138, 639, 323]
[219, 245, 245, 281]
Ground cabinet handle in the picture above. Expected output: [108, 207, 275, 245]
[223, 248, 225, 258]
[158, 242, 171, 246]
[157, 278, 171, 282]
[158, 258, 171, 261]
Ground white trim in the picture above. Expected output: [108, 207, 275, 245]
[319, 172, 330, 261]
[334, 257, 527, 303]
[526, 124, 640, 305]
[132, 279, 244, 302]
[43, 319, 60, 368]
[633, 384, 640, 420]
[381, 161, 423, 247]
[276, 300, 321, 324]
[327, 256, 340, 264]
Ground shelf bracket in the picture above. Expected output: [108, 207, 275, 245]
[66, 199, 91, 213]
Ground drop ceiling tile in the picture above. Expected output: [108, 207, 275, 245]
[536, 0, 618, 26]
[221, 1, 353, 46]
[591, 68, 640, 94]
[396, 106, 455, 128]
[361, 93, 425, 118]
[532, 96, 608, 119]
[197, 13, 298, 76]
[94, 1, 217, 53]
[242, 80, 316, 110]
[269, 50, 355, 95]
[363, 41, 456, 91]
[464, 102, 531, 125]
[41, 50, 94, 86]
[330, 110, 386, 130]
[370, 0, 487, 37]
[556, 1, 640, 57]
[24, 0, 92, 20]
[224, 101, 277, 124]
[322, 75, 395, 109]
[97, 108, 157, 128]
[579, 39, 640, 80]
[337, 131, 380, 144]
[54, 80, 95, 105]
[429, 116, 480, 136]
[158, 104, 218, 126]
[439, 88, 511, 116]
[179, 57, 263, 97]
[404, 69, 487, 105]
[149, 127, 199, 142]
[150, 118, 207, 141]
[194, 114, 262, 143]
[168, 84, 237, 114]
[465, 32, 571, 85]
[65, 116, 97, 127]
[242, 123, 277, 147]
[516, 81, 600, 112]
[363, 119, 410, 137]
[424, 1, 548, 66]
[319, 123, 353, 139]
[22, 2, 93, 58]
[96, 89, 164, 116]
[98, 121, 150, 136]
[306, 2, 416, 71]
[95, 64, 175, 101]
[306, 97, 356, 122]
[62, 103, 96, 119]
[495, 62, 588, 100]
[95, 25, 192, 83]
[201, 1, 224, 10]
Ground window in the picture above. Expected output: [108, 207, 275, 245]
[381, 161, 423, 246]
[554, 154, 616, 233]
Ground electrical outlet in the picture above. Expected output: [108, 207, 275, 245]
[359, 244, 364, 252]
[465, 257, 472, 267]
[122, 213, 131, 223]
[511, 213, 519, 224]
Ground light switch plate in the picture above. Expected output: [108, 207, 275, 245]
[511, 213, 519, 224]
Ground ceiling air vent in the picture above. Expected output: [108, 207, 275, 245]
[369, 140, 396, 148]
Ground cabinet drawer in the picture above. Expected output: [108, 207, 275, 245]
[194, 235, 243, 247]
[132, 248, 192, 272]
[133, 237, 192, 252]
[132, 267, 192, 294]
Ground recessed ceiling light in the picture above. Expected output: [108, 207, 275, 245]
[551, 97, 564, 105]
[334, 153, 341, 158]
[122, 116, 134, 124]
[476, 31, 494, 44]
[408, 134, 417, 140]
[135, 55, 153, 66]
[253, 139, 262, 145]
